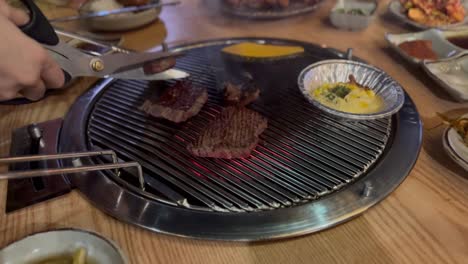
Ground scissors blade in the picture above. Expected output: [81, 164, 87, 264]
[98, 51, 184, 76]
[109, 68, 190, 80]
[44, 41, 186, 81]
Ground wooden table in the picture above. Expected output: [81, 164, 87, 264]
[1, 0, 468, 263]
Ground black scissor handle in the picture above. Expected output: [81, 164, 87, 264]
[19, 0, 59, 45]
[19, 0, 71, 84]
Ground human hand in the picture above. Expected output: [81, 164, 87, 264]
[0, 0, 65, 101]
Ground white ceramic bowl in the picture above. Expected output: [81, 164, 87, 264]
[297, 60, 405, 120]
[330, 0, 377, 31]
[442, 114, 468, 171]
[0, 229, 128, 264]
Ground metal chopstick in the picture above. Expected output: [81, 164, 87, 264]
[0, 150, 145, 190]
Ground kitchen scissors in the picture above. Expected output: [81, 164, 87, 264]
[18, 0, 188, 84]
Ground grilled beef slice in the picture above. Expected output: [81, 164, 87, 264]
[224, 81, 260, 106]
[187, 106, 268, 159]
[140, 81, 208, 123]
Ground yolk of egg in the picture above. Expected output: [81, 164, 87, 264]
[311, 82, 384, 114]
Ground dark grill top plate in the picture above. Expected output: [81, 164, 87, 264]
[59, 38, 422, 241]
[87, 40, 391, 213]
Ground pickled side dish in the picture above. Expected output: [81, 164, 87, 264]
[29, 248, 94, 264]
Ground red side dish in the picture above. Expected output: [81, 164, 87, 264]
[397, 40, 438, 60]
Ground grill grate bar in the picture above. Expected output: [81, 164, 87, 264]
[186, 116, 355, 183]
[93, 106, 310, 206]
[263, 124, 364, 173]
[251, 101, 386, 154]
[97, 81, 386, 184]
[90, 121, 254, 212]
[98, 93, 354, 188]
[188, 105, 375, 171]
[85, 43, 392, 213]
[90, 134, 221, 211]
[261, 131, 358, 179]
[254, 102, 387, 150]
[220, 158, 312, 200]
[93, 98, 326, 205]
[91, 120, 258, 211]
[263, 105, 388, 152]
[252, 147, 334, 192]
[90, 112, 278, 207]
[212, 159, 296, 205]
[265, 117, 376, 164]
[192, 102, 375, 168]
[113, 80, 148, 90]
[98, 98, 179, 134]
[245, 156, 321, 196]
[90, 126, 247, 212]
[177, 129, 323, 201]
[255, 136, 348, 185]
[91, 146, 193, 208]
[91, 112, 283, 210]
[174, 130, 300, 205]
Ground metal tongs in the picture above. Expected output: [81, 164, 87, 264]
[0, 150, 145, 190]
[18, 0, 189, 84]
[0, 147, 189, 207]
[0, 123, 144, 189]
[0, 125, 185, 206]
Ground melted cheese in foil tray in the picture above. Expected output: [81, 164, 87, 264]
[312, 82, 384, 114]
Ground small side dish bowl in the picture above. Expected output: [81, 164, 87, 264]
[0, 228, 128, 264]
[385, 29, 464, 65]
[423, 51, 468, 102]
[330, 0, 377, 31]
[387, 0, 468, 30]
[79, 0, 161, 32]
[442, 114, 468, 171]
[298, 60, 405, 120]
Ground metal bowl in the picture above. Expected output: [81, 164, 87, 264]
[220, 0, 323, 19]
[79, 0, 161, 32]
[297, 59, 405, 120]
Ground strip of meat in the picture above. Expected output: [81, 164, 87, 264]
[224, 81, 260, 106]
[140, 81, 208, 123]
[187, 106, 268, 159]
[117, 0, 149, 6]
[143, 57, 177, 75]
